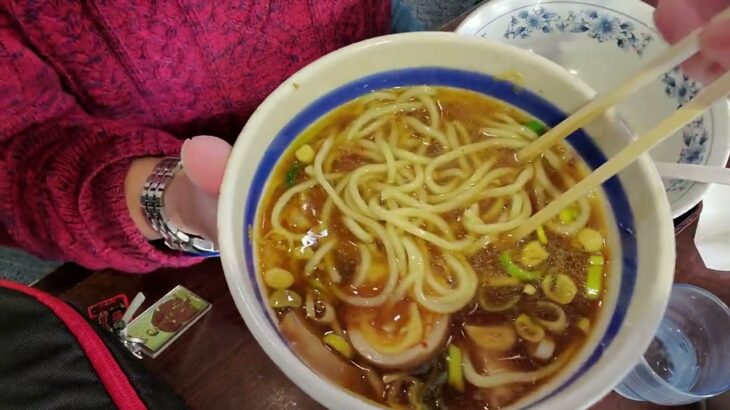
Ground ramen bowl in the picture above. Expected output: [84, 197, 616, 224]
[218, 32, 675, 409]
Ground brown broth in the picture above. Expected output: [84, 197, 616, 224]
[256, 87, 609, 409]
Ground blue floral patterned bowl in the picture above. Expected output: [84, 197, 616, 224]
[456, 0, 730, 218]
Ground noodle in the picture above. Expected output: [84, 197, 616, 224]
[347, 102, 423, 140]
[257, 86, 609, 408]
[343, 216, 374, 243]
[482, 197, 506, 222]
[369, 198, 473, 251]
[358, 91, 398, 105]
[462, 345, 575, 388]
[424, 138, 528, 194]
[356, 116, 391, 140]
[463, 191, 532, 235]
[375, 133, 398, 183]
[397, 85, 437, 102]
[306, 239, 339, 278]
[353, 243, 372, 286]
[413, 253, 478, 314]
[404, 117, 450, 149]
[418, 94, 441, 129]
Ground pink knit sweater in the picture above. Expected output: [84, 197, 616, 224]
[0, 1, 390, 272]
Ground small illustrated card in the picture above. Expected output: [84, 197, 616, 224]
[126, 285, 211, 358]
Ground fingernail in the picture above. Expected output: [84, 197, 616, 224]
[191, 135, 216, 141]
[180, 139, 191, 164]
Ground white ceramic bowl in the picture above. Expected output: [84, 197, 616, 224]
[455, 0, 730, 219]
[218, 32, 676, 409]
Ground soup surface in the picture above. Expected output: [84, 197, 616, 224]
[255, 86, 609, 409]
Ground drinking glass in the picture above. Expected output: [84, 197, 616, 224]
[614, 284, 730, 405]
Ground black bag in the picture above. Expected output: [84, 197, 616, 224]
[0, 279, 187, 410]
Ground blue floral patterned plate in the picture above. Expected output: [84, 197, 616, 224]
[456, 0, 730, 218]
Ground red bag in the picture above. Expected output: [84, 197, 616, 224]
[0, 280, 186, 410]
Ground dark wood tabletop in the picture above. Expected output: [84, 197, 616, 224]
[35, 211, 722, 410]
[32, 3, 726, 408]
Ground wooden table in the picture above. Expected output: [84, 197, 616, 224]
[36, 215, 723, 410]
[35, 2, 726, 406]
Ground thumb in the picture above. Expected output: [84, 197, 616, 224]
[181, 135, 232, 196]
[654, 0, 704, 44]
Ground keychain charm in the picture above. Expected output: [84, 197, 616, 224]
[125, 285, 212, 358]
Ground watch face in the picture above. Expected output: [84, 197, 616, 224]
[141, 158, 218, 255]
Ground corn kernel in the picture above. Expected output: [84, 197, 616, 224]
[292, 246, 314, 260]
[268, 289, 302, 309]
[295, 144, 315, 163]
[576, 317, 590, 333]
[577, 228, 604, 253]
[521, 241, 549, 267]
[263, 267, 295, 289]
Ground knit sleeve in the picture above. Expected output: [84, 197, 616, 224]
[0, 13, 200, 272]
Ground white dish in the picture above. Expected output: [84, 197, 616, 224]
[456, 0, 730, 218]
[218, 32, 675, 409]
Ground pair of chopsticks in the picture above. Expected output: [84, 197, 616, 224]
[511, 7, 730, 240]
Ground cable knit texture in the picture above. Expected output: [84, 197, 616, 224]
[0, 0, 390, 272]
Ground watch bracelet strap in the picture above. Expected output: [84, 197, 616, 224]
[141, 157, 218, 256]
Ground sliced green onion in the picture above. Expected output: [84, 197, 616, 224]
[533, 301, 568, 333]
[521, 240, 549, 267]
[525, 119, 547, 136]
[515, 314, 545, 343]
[269, 289, 302, 309]
[465, 325, 516, 352]
[408, 380, 424, 409]
[589, 254, 605, 266]
[292, 246, 315, 260]
[322, 333, 353, 359]
[308, 277, 326, 291]
[285, 162, 301, 187]
[536, 225, 548, 245]
[559, 207, 577, 224]
[500, 250, 541, 282]
[576, 317, 591, 333]
[542, 273, 578, 304]
[478, 283, 522, 312]
[586, 265, 603, 299]
[446, 345, 464, 392]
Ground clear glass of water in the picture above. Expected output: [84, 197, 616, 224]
[614, 284, 730, 405]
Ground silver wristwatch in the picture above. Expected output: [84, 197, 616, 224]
[140, 157, 218, 255]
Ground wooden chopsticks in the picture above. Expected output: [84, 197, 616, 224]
[517, 7, 730, 162]
[510, 7, 730, 240]
[512, 71, 730, 240]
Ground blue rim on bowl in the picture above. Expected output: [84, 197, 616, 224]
[241, 67, 638, 407]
